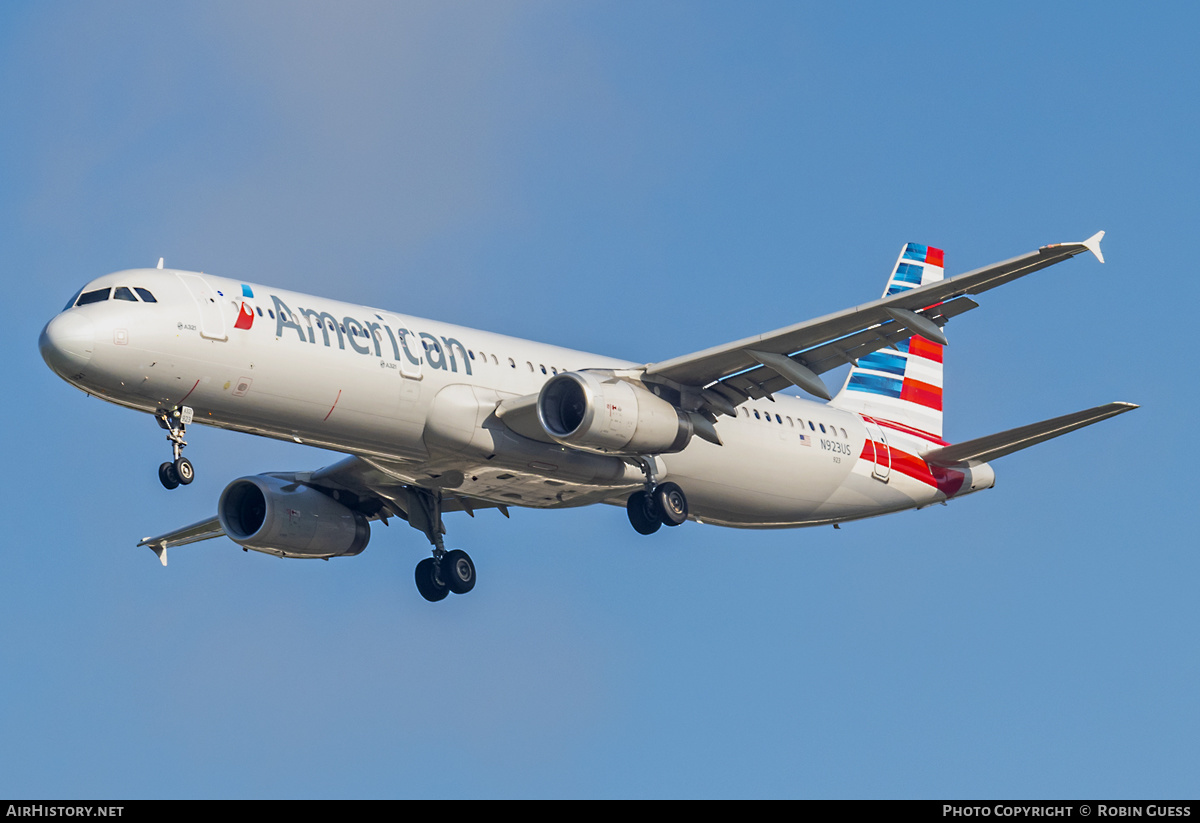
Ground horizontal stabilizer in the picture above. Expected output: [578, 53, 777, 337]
[923, 402, 1137, 466]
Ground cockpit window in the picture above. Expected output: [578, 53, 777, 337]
[63, 287, 84, 311]
[113, 286, 137, 301]
[75, 288, 111, 306]
[134, 288, 157, 303]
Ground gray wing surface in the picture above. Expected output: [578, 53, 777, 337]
[138, 517, 224, 565]
[644, 233, 1105, 409]
[136, 456, 516, 565]
[922, 401, 1137, 466]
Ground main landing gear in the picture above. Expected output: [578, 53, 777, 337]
[405, 486, 477, 603]
[414, 549, 476, 602]
[156, 405, 195, 490]
[625, 457, 689, 535]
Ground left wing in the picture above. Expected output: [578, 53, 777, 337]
[922, 401, 1137, 466]
[643, 233, 1105, 411]
[136, 455, 513, 565]
[138, 517, 223, 566]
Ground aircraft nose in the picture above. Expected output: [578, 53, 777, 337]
[39, 311, 95, 376]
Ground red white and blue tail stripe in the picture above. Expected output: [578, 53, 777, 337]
[830, 243, 946, 439]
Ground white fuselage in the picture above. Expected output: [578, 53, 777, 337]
[40, 268, 994, 530]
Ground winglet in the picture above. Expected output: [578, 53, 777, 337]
[137, 536, 168, 565]
[1082, 230, 1105, 264]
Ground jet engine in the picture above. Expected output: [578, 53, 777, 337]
[537, 371, 693, 454]
[218, 475, 370, 559]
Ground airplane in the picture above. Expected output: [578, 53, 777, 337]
[39, 232, 1136, 602]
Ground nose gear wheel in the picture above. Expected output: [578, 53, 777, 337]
[156, 406, 196, 489]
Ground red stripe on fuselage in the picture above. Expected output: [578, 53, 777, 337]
[873, 418, 948, 446]
[858, 439, 964, 496]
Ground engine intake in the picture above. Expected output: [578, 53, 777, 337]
[218, 475, 370, 559]
[537, 371, 693, 454]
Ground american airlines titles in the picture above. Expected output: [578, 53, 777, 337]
[270, 295, 472, 375]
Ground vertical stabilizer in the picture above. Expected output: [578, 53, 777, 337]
[829, 243, 946, 439]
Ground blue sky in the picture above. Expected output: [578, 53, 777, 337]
[2, 1, 1196, 799]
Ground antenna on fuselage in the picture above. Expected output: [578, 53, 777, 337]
[157, 258, 164, 269]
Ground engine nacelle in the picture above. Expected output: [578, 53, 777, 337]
[218, 475, 370, 559]
[537, 371, 693, 454]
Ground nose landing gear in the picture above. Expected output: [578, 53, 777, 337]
[156, 406, 195, 490]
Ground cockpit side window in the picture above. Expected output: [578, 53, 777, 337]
[76, 288, 111, 306]
[113, 286, 137, 301]
[63, 287, 85, 311]
[134, 288, 157, 303]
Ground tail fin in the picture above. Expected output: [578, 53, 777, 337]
[829, 243, 946, 439]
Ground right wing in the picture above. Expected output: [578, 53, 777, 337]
[643, 233, 1105, 410]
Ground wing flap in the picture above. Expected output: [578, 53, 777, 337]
[923, 401, 1137, 466]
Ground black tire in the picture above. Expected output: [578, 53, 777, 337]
[626, 490, 661, 535]
[415, 557, 449, 602]
[443, 549, 476, 594]
[158, 461, 180, 490]
[654, 482, 688, 527]
[174, 456, 195, 485]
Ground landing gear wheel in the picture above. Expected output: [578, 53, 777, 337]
[156, 406, 194, 491]
[415, 557, 449, 602]
[654, 482, 688, 527]
[443, 549, 476, 594]
[174, 456, 195, 485]
[627, 490, 662, 535]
